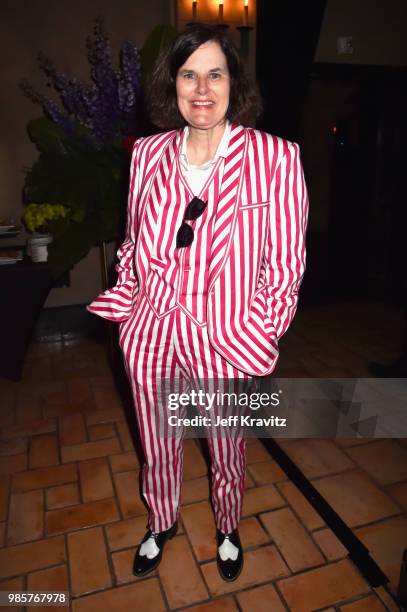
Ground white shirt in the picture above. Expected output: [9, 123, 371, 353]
[179, 120, 231, 196]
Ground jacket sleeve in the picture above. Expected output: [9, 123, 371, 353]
[86, 138, 142, 322]
[263, 141, 309, 340]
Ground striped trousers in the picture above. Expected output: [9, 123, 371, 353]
[118, 292, 251, 534]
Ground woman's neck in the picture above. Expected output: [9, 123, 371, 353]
[186, 120, 227, 166]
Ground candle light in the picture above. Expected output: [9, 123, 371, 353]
[218, 0, 224, 23]
[192, 0, 197, 21]
[243, 0, 249, 26]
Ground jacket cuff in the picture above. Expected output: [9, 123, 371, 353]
[86, 280, 138, 322]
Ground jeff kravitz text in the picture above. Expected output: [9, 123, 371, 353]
[168, 414, 287, 427]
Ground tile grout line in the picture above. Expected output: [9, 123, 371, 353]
[260, 438, 403, 607]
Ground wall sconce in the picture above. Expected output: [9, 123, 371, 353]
[217, 0, 229, 30]
[183, 0, 255, 61]
[187, 0, 198, 25]
[237, 0, 253, 61]
[218, 0, 224, 22]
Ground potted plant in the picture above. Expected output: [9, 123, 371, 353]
[20, 19, 176, 280]
[22, 202, 69, 262]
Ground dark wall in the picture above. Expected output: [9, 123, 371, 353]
[255, 0, 327, 141]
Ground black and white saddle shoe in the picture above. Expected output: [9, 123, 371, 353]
[216, 528, 244, 582]
[133, 521, 178, 577]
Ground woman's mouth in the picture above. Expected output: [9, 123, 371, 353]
[191, 100, 215, 107]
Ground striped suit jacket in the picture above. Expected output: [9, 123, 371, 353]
[87, 122, 309, 376]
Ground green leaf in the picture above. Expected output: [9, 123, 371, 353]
[27, 116, 66, 153]
[24, 146, 127, 214]
[47, 216, 100, 279]
[70, 209, 86, 223]
[140, 24, 177, 85]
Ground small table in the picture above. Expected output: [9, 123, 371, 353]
[0, 233, 53, 379]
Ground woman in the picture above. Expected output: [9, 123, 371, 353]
[87, 23, 308, 582]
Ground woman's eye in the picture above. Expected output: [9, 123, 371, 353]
[180, 72, 222, 80]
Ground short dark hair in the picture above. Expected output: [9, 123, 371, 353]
[146, 23, 263, 129]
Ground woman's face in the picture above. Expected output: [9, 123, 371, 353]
[176, 40, 230, 130]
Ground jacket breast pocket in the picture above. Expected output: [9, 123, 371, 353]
[237, 202, 270, 240]
[235, 202, 270, 260]
[238, 201, 270, 211]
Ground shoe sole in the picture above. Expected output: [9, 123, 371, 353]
[133, 524, 178, 577]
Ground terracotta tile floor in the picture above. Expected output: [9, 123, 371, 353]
[0, 299, 406, 611]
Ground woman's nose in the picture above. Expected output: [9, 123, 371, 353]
[196, 76, 209, 94]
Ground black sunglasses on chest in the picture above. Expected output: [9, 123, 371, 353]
[176, 196, 208, 248]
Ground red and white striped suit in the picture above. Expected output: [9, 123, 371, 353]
[87, 122, 309, 532]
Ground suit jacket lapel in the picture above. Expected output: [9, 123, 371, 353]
[207, 122, 248, 289]
[134, 130, 179, 288]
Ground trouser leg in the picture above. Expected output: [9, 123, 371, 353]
[172, 308, 251, 533]
[207, 430, 247, 533]
[119, 297, 186, 532]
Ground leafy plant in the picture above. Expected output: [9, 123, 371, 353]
[20, 18, 176, 279]
[22, 203, 69, 234]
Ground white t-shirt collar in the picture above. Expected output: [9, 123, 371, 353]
[180, 120, 231, 172]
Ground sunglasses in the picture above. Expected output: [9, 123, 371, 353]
[176, 196, 208, 248]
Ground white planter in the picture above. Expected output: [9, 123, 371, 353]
[27, 233, 53, 263]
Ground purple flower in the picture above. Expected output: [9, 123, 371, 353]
[118, 42, 141, 113]
[20, 17, 142, 149]
[20, 78, 75, 137]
